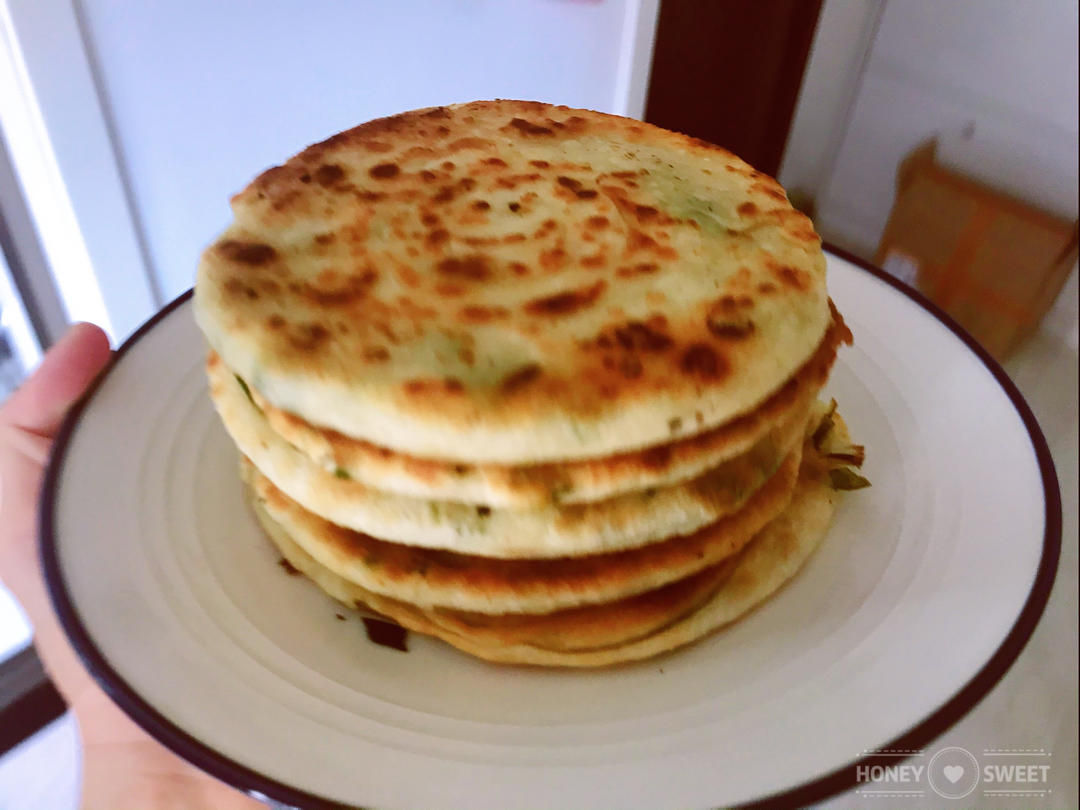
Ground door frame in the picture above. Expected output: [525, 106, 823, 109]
[0, 0, 160, 342]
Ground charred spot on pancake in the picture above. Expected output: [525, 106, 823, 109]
[447, 137, 493, 153]
[757, 281, 777, 294]
[586, 215, 610, 230]
[267, 313, 286, 330]
[555, 175, 598, 200]
[443, 377, 465, 393]
[363, 346, 390, 363]
[396, 263, 421, 287]
[294, 270, 377, 307]
[278, 558, 300, 576]
[598, 382, 620, 399]
[680, 343, 728, 380]
[707, 314, 755, 340]
[533, 219, 558, 238]
[539, 247, 568, 270]
[627, 230, 657, 252]
[706, 295, 755, 339]
[368, 162, 400, 180]
[509, 262, 529, 276]
[419, 169, 437, 182]
[524, 280, 606, 316]
[641, 444, 672, 469]
[752, 181, 787, 201]
[425, 228, 450, 248]
[500, 363, 542, 394]
[436, 255, 491, 281]
[737, 202, 758, 216]
[459, 305, 508, 323]
[508, 201, 521, 212]
[475, 505, 491, 517]
[313, 164, 346, 187]
[472, 200, 491, 211]
[613, 321, 673, 352]
[507, 117, 554, 136]
[618, 355, 643, 379]
[224, 278, 259, 300]
[483, 157, 507, 167]
[432, 176, 477, 204]
[288, 322, 331, 352]
[314, 232, 335, 246]
[772, 264, 808, 290]
[668, 416, 683, 434]
[217, 240, 276, 266]
[617, 262, 659, 278]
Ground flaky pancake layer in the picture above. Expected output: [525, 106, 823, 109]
[213, 351, 811, 557]
[248, 441, 837, 667]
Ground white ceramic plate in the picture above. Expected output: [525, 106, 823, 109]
[42, 252, 1059, 809]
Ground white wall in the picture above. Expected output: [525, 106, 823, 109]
[777, 0, 883, 210]
[790, 0, 1079, 256]
[75, 0, 656, 302]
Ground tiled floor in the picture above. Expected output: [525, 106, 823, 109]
[1, 274, 1076, 809]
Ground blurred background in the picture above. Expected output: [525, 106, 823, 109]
[0, 0, 1076, 806]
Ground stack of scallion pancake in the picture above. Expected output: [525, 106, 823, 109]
[194, 100, 867, 667]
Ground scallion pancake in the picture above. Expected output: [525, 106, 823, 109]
[195, 100, 829, 464]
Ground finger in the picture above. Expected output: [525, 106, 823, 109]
[0, 322, 112, 439]
[0, 321, 111, 688]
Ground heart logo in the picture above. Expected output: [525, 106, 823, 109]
[943, 765, 965, 784]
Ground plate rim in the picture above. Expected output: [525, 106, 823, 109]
[38, 246, 1062, 810]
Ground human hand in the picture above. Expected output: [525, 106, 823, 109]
[0, 323, 261, 810]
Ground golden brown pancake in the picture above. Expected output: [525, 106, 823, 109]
[248, 438, 839, 666]
[195, 100, 830, 464]
[211, 354, 811, 557]
[244, 311, 849, 507]
[195, 100, 865, 669]
[241, 442, 802, 614]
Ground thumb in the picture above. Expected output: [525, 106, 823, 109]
[0, 323, 112, 722]
[1, 322, 112, 439]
